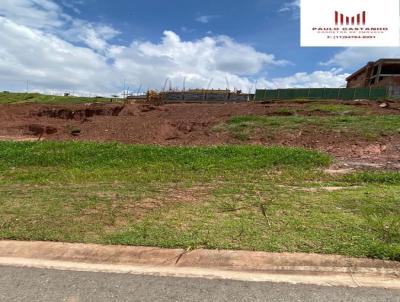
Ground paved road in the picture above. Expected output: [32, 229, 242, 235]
[0, 266, 399, 302]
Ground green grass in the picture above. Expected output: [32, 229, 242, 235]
[222, 115, 400, 140]
[306, 104, 368, 115]
[0, 141, 399, 261]
[0, 141, 329, 170]
[0, 92, 121, 104]
[109, 182, 400, 261]
[274, 104, 368, 116]
[343, 171, 400, 185]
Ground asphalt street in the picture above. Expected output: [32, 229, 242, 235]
[0, 266, 399, 302]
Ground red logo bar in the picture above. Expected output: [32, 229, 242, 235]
[335, 11, 366, 25]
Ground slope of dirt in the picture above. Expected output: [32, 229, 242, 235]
[1, 100, 400, 169]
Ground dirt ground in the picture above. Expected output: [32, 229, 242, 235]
[1, 100, 400, 170]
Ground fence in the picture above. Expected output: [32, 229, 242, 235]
[387, 86, 400, 98]
[255, 88, 388, 101]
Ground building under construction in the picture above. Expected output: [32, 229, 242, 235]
[159, 89, 250, 102]
[346, 59, 400, 96]
[127, 89, 251, 103]
[128, 59, 400, 103]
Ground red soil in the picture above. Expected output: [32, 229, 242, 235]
[1, 100, 399, 169]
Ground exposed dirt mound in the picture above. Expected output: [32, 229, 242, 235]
[174, 121, 210, 134]
[23, 124, 58, 136]
[36, 105, 124, 120]
[1, 100, 400, 169]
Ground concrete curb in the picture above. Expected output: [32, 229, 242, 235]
[0, 241, 399, 289]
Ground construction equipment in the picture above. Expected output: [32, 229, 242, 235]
[147, 90, 164, 105]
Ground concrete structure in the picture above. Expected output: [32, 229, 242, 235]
[160, 89, 251, 102]
[346, 59, 400, 89]
[126, 90, 252, 103]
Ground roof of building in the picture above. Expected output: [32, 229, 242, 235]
[346, 58, 400, 81]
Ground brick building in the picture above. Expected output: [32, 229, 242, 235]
[346, 59, 400, 89]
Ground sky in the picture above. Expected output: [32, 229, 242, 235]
[0, 0, 399, 96]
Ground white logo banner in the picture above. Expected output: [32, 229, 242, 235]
[301, 0, 400, 47]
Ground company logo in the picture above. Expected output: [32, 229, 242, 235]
[301, 0, 399, 47]
[335, 11, 366, 26]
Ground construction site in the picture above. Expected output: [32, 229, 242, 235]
[1, 59, 400, 273]
[126, 59, 400, 103]
[2, 0, 400, 296]
[1, 59, 400, 170]
[0, 96, 400, 170]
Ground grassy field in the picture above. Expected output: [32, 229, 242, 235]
[273, 103, 369, 116]
[218, 115, 400, 140]
[0, 141, 399, 260]
[0, 92, 121, 104]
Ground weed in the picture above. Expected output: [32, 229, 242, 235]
[0, 141, 398, 260]
[222, 115, 400, 139]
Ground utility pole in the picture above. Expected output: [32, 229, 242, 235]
[26, 80, 29, 93]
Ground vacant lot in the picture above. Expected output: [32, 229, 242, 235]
[0, 93, 399, 260]
[0, 141, 399, 260]
[1, 97, 400, 169]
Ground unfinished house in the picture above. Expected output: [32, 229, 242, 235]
[346, 59, 400, 97]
